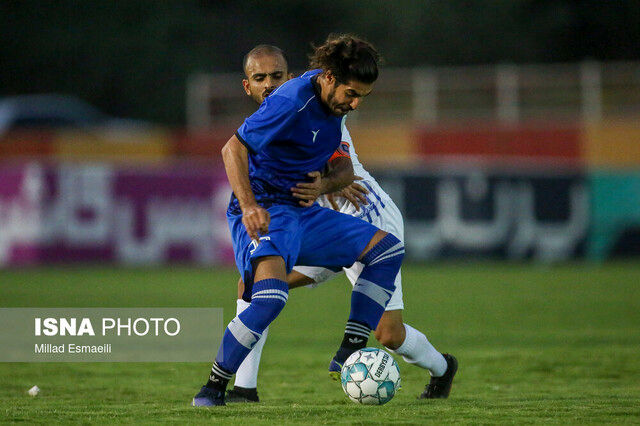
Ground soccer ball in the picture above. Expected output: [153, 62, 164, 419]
[340, 347, 401, 405]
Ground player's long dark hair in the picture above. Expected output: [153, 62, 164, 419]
[309, 34, 380, 84]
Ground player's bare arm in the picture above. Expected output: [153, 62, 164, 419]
[323, 156, 369, 210]
[221, 135, 270, 240]
[326, 180, 369, 211]
[291, 156, 362, 207]
[321, 156, 357, 194]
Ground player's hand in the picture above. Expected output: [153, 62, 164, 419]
[291, 171, 322, 207]
[326, 193, 340, 211]
[242, 204, 270, 241]
[327, 178, 369, 211]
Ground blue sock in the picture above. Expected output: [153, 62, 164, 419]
[209, 278, 288, 388]
[333, 234, 404, 365]
[350, 233, 404, 330]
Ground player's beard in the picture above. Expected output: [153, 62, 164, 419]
[326, 87, 350, 116]
[263, 86, 276, 99]
[250, 91, 264, 104]
[251, 86, 276, 105]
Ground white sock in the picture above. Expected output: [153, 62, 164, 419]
[233, 298, 269, 389]
[389, 323, 447, 377]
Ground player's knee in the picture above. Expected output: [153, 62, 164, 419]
[374, 321, 405, 349]
[360, 233, 404, 272]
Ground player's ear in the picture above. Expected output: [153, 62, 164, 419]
[325, 70, 334, 84]
[242, 79, 251, 96]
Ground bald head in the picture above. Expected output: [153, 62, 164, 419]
[242, 45, 293, 104]
[243, 45, 288, 76]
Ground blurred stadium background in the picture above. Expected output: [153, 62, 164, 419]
[1, 1, 640, 266]
[2, 1, 640, 422]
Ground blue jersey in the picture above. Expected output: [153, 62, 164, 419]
[233, 69, 343, 210]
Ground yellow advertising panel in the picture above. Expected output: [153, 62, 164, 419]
[347, 123, 414, 166]
[52, 128, 172, 162]
[584, 121, 640, 167]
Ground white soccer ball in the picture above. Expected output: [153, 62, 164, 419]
[340, 347, 401, 405]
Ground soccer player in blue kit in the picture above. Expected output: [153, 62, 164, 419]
[193, 34, 406, 406]
[225, 45, 457, 403]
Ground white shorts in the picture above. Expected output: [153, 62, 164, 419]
[293, 186, 405, 311]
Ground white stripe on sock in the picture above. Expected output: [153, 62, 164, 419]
[228, 317, 260, 350]
[345, 329, 370, 339]
[253, 289, 289, 298]
[353, 278, 393, 308]
[211, 363, 233, 380]
[251, 294, 288, 304]
[369, 250, 405, 266]
[345, 321, 371, 333]
[370, 241, 404, 263]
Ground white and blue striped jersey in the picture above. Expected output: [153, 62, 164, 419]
[317, 126, 391, 223]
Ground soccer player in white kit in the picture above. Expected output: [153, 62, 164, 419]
[227, 44, 457, 402]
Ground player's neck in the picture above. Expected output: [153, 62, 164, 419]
[312, 74, 334, 117]
[311, 74, 322, 98]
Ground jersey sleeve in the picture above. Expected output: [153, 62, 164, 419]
[236, 95, 297, 153]
[341, 124, 353, 145]
[329, 141, 351, 162]
[329, 125, 352, 162]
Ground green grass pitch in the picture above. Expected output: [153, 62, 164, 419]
[1, 262, 640, 423]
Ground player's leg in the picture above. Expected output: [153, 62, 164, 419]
[374, 310, 405, 348]
[227, 278, 267, 402]
[194, 256, 289, 406]
[194, 206, 297, 407]
[290, 266, 340, 288]
[376, 309, 457, 398]
[368, 271, 447, 376]
[387, 315, 455, 399]
[297, 206, 405, 374]
[344, 202, 457, 398]
[228, 268, 328, 402]
[375, 309, 447, 375]
[321, 229, 404, 375]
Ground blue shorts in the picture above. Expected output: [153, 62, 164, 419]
[227, 203, 379, 300]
